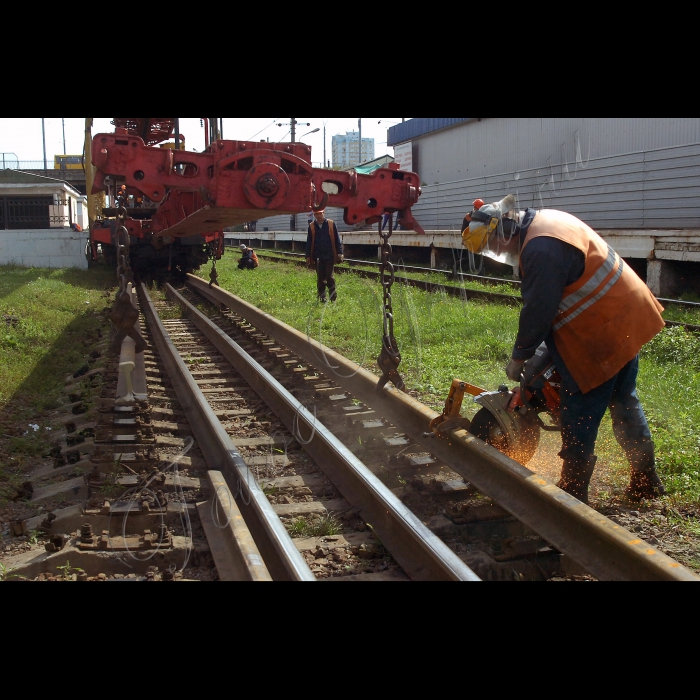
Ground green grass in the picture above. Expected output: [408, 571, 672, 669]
[0, 264, 115, 410]
[0, 263, 115, 501]
[261, 251, 700, 325]
[197, 252, 700, 507]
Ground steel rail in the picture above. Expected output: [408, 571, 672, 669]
[136, 282, 315, 581]
[198, 471, 272, 582]
[168, 282, 480, 581]
[187, 274, 700, 582]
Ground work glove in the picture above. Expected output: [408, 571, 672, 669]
[336, 254, 344, 264]
[306, 257, 314, 269]
[505, 358, 525, 382]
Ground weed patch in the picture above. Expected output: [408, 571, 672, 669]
[285, 513, 343, 538]
[641, 325, 700, 370]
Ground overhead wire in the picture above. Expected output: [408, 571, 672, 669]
[247, 119, 278, 141]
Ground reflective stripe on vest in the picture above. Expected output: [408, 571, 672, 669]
[521, 209, 665, 393]
[552, 243, 623, 331]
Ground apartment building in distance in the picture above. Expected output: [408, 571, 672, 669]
[331, 131, 374, 168]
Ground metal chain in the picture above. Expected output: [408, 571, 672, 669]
[115, 188, 131, 292]
[108, 188, 141, 357]
[208, 242, 219, 288]
[376, 214, 405, 392]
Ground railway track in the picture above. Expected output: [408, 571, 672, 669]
[256, 250, 700, 332]
[5, 274, 698, 582]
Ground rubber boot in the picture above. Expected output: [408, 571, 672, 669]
[623, 443, 666, 501]
[557, 456, 597, 505]
[625, 470, 666, 501]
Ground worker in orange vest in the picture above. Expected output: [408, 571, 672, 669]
[464, 194, 666, 505]
[238, 244, 259, 270]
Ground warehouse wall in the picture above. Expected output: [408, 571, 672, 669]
[410, 142, 700, 231]
[411, 118, 700, 183]
[402, 118, 700, 231]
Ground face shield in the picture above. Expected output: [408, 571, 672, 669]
[461, 194, 520, 267]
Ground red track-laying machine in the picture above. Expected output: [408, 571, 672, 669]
[86, 117, 424, 276]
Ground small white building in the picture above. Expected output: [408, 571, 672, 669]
[0, 169, 88, 269]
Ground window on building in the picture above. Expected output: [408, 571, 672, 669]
[0, 196, 53, 230]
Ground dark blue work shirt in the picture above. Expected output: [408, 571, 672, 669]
[306, 219, 343, 261]
[513, 222, 586, 393]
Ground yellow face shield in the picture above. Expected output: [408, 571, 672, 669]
[462, 216, 499, 253]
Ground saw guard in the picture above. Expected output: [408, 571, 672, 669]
[473, 390, 525, 449]
[470, 393, 542, 465]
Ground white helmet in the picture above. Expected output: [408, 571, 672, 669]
[240, 244, 247, 251]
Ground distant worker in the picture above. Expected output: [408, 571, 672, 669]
[306, 208, 343, 303]
[117, 184, 128, 206]
[462, 194, 666, 505]
[70, 222, 82, 232]
[238, 244, 259, 270]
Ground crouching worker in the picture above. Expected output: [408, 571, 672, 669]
[463, 194, 666, 505]
[238, 244, 259, 270]
[306, 208, 343, 303]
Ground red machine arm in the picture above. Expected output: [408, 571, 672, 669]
[91, 131, 424, 238]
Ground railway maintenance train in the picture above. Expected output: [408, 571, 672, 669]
[84, 117, 425, 279]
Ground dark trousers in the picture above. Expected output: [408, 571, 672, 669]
[238, 258, 256, 270]
[316, 258, 337, 300]
[559, 355, 654, 470]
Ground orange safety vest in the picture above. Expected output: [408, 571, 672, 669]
[521, 210, 665, 394]
[308, 219, 339, 262]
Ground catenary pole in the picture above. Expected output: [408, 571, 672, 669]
[358, 118, 362, 166]
[42, 118, 47, 170]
